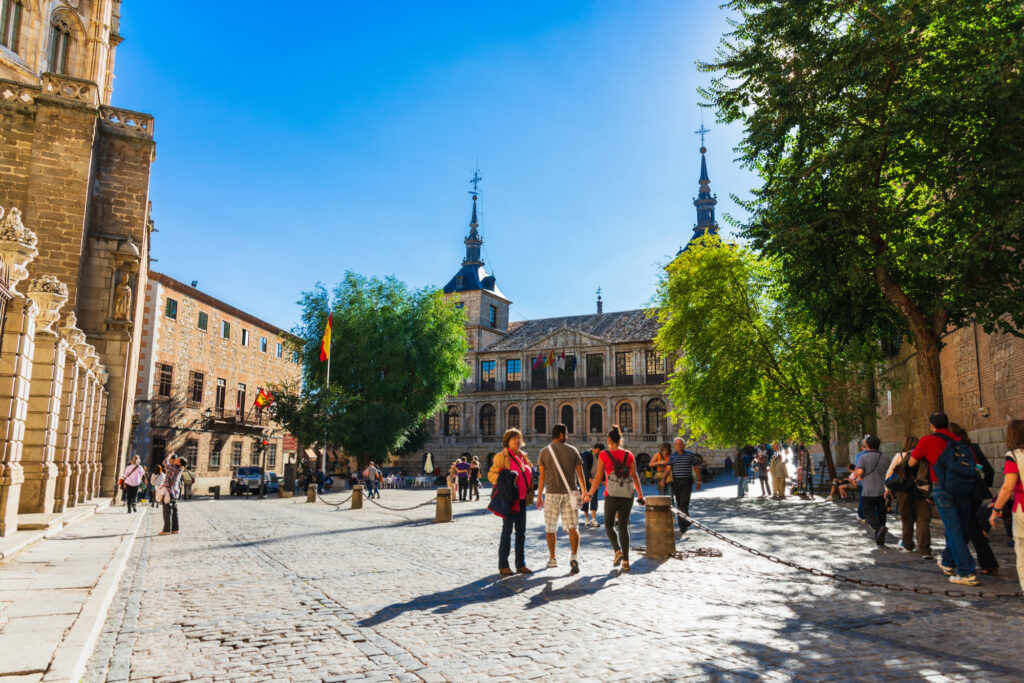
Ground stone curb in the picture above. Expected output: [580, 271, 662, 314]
[42, 507, 147, 683]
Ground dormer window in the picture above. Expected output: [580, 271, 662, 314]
[1, 0, 23, 53]
[49, 16, 72, 75]
[455, 275, 464, 289]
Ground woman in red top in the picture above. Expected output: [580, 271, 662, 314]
[584, 425, 646, 572]
[989, 419, 1024, 592]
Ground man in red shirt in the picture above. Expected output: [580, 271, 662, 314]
[909, 412, 978, 585]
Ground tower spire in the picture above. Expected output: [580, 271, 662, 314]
[463, 166, 484, 267]
[677, 120, 719, 255]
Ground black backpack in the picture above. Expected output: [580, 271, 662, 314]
[933, 434, 979, 498]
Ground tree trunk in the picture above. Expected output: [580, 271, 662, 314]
[820, 438, 837, 482]
[911, 322, 944, 414]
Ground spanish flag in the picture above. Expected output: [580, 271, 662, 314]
[254, 388, 274, 408]
[319, 313, 332, 362]
[546, 350, 556, 367]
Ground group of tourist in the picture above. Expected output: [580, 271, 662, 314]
[840, 412, 1023, 590]
[447, 456, 481, 502]
[486, 424, 705, 575]
[730, 443, 810, 499]
[119, 452, 188, 535]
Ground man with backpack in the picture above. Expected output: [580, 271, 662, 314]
[909, 412, 980, 586]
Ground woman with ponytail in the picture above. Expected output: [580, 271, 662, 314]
[584, 424, 646, 572]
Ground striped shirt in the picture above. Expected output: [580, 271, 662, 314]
[669, 450, 698, 480]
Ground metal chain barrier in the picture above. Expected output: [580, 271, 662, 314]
[365, 495, 438, 512]
[318, 493, 353, 509]
[671, 506, 1024, 600]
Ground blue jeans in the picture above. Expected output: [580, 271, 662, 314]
[737, 476, 746, 497]
[857, 484, 865, 519]
[498, 505, 527, 570]
[932, 486, 976, 576]
[365, 480, 379, 498]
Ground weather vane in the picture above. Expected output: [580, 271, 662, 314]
[695, 112, 710, 148]
[469, 161, 482, 196]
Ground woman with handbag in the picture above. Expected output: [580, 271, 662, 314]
[883, 436, 932, 559]
[989, 420, 1024, 592]
[121, 455, 145, 513]
[584, 424, 646, 572]
[487, 428, 534, 576]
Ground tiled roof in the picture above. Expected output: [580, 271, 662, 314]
[482, 309, 660, 352]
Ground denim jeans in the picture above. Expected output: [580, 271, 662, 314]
[932, 486, 976, 576]
[365, 480, 378, 498]
[737, 476, 746, 497]
[498, 505, 527, 570]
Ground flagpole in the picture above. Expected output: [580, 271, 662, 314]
[323, 345, 330, 477]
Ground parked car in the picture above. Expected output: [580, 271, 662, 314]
[264, 471, 281, 495]
[230, 467, 263, 496]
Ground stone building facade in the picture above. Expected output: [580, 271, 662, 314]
[0, 0, 153, 534]
[877, 326, 1024, 461]
[405, 149, 732, 470]
[131, 272, 302, 491]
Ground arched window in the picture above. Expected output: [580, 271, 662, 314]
[1, 0, 24, 53]
[645, 398, 666, 434]
[507, 405, 520, 430]
[479, 404, 496, 436]
[533, 405, 546, 434]
[618, 402, 633, 433]
[589, 404, 603, 433]
[560, 405, 574, 433]
[444, 405, 461, 436]
[49, 15, 73, 75]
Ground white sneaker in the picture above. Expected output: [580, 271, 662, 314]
[824, 495, 833, 502]
[546, 558, 557, 568]
[937, 559, 955, 576]
[949, 574, 979, 586]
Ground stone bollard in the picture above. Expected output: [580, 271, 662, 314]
[209, 486, 220, 500]
[352, 485, 363, 509]
[644, 495, 676, 559]
[434, 488, 452, 523]
[307, 484, 317, 503]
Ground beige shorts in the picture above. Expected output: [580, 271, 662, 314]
[543, 493, 579, 533]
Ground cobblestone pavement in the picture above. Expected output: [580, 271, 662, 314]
[84, 480, 1024, 682]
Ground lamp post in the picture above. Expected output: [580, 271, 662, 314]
[258, 436, 269, 499]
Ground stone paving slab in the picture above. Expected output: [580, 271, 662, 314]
[0, 505, 146, 680]
[81, 481, 1024, 681]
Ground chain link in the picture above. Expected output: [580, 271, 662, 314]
[318, 493, 353, 508]
[365, 495, 437, 512]
[671, 507, 1024, 600]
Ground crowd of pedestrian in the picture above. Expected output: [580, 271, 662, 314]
[118, 451, 188, 536]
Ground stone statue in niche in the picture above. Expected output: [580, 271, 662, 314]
[113, 270, 134, 320]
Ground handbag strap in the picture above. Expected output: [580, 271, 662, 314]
[544, 446, 574, 493]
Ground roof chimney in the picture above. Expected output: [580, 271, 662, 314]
[596, 287, 603, 315]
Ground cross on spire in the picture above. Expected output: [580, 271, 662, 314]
[469, 161, 482, 196]
[695, 112, 710, 148]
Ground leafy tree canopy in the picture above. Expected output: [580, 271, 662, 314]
[271, 272, 469, 465]
[655, 236, 875, 477]
[700, 0, 1024, 411]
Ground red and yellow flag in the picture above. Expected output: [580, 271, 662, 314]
[254, 389, 274, 408]
[319, 313, 332, 362]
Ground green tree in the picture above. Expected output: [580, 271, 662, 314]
[270, 273, 469, 465]
[701, 1, 1024, 412]
[655, 237, 874, 478]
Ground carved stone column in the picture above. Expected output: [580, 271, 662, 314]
[0, 207, 39, 535]
[92, 379, 109, 499]
[73, 357, 96, 505]
[20, 276, 69, 515]
[54, 314, 85, 512]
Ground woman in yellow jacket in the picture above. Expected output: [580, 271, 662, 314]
[488, 428, 534, 576]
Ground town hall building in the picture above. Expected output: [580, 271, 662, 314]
[408, 146, 732, 469]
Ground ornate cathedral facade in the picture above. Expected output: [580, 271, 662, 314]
[405, 146, 732, 470]
[0, 0, 153, 534]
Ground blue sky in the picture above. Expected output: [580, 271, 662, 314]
[112, 1, 757, 329]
